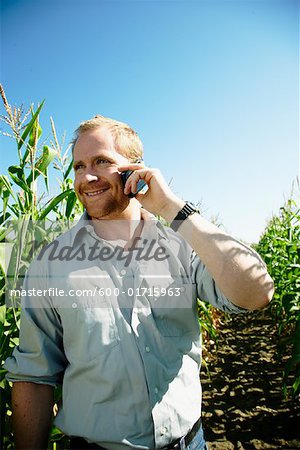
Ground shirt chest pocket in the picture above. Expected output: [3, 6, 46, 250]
[146, 281, 199, 337]
[58, 297, 120, 363]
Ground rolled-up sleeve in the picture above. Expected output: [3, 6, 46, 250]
[191, 251, 249, 314]
[4, 258, 67, 387]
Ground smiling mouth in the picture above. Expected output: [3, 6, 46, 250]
[84, 188, 109, 197]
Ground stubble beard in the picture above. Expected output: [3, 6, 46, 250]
[83, 193, 130, 221]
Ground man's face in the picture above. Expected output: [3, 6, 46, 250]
[73, 127, 130, 219]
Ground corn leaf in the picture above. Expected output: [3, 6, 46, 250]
[63, 159, 73, 180]
[26, 146, 57, 189]
[39, 189, 73, 220]
[19, 100, 45, 153]
[28, 118, 42, 150]
[8, 166, 30, 193]
[65, 190, 77, 218]
[0, 175, 18, 204]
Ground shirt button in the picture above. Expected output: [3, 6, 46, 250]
[120, 269, 126, 276]
[160, 426, 168, 435]
[72, 302, 77, 309]
[145, 346, 150, 353]
[154, 387, 159, 394]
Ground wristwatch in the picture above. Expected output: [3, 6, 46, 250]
[170, 202, 199, 232]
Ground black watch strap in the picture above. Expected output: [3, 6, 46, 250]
[170, 202, 199, 232]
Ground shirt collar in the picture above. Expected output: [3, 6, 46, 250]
[70, 208, 170, 248]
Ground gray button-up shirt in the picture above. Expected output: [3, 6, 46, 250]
[4, 210, 246, 449]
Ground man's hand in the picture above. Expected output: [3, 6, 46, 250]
[118, 163, 184, 221]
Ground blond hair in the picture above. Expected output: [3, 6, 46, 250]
[71, 115, 143, 161]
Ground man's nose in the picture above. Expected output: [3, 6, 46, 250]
[84, 173, 99, 182]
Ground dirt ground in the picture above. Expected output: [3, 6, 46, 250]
[200, 309, 300, 450]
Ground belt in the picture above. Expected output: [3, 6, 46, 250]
[163, 417, 202, 449]
[70, 417, 202, 450]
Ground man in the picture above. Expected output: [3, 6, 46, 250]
[5, 115, 274, 450]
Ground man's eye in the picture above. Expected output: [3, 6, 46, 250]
[96, 158, 109, 165]
[74, 164, 84, 171]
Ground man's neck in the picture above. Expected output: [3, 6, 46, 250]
[90, 203, 143, 244]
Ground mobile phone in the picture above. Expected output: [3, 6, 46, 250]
[121, 160, 147, 198]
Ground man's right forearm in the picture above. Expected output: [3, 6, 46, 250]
[12, 381, 54, 450]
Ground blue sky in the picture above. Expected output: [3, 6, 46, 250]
[0, 0, 298, 243]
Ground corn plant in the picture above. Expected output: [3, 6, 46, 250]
[254, 190, 300, 398]
[0, 85, 82, 449]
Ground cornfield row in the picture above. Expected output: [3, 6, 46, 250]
[254, 193, 300, 398]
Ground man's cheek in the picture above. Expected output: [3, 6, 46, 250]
[73, 180, 80, 195]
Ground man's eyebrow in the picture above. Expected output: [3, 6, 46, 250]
[73, 159, 84, 167]
[73, 153, 115, 167]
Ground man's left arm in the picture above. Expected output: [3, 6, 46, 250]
[119, 164, 274, 311]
